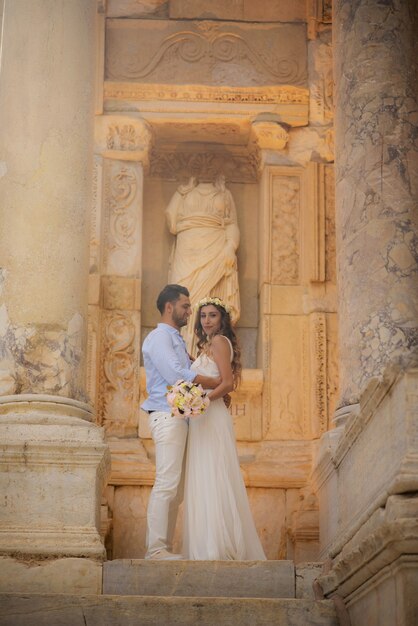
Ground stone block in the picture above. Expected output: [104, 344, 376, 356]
[103, 559, 295, 598]
[332, 369, 418, 554]
[345, 556, 418, 626]
[105, 20, 308, 89]
[0, 594, 339, 626]
[101, 276, 141, 311]
[0, 557, 102, 595]
[296, 563, 324, 599]
[243, 0, 306, 22]
[107, 0, 168, 18]
[111, 485, 151, 559]
[0, 398, 110, 558]
[247, 488, 287, 560]
[169, 0, 244, 20]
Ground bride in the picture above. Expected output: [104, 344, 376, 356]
[183, 296, 266, 560]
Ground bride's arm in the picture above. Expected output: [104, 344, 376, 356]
[206, 335, 234, 401]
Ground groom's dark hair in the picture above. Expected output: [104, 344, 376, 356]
[157, 284, 190, 314]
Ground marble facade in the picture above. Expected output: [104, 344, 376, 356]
[0, 2, 417, 624]
[85, 0, 337, 564]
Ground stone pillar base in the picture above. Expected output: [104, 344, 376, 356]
[0, 557, 103, 595]
[0, 395, 110, 559]
[314, 367, 418, 626]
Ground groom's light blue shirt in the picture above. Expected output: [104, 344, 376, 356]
[141, 323, 196, 413]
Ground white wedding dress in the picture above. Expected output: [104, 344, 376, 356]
[183, 338, 266, 560]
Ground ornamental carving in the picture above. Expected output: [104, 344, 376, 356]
[107, 124, 139, 150]
[311, 313, 328, 436]
[324, 165, 336, 284]
[105, 19, 307, 87]
[149, 149, 261, 183]
[104, 164, 138, 253]
[271, 176, 300, 284]
[105, 120, 153, 153]
[98, 311, 138, 435]
[104, 83, 309, 108]
[311, 41, 333, 123]
[251, 122, 289, 151]
[90, 157, 102, 274]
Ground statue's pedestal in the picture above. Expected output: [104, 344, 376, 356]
[0, 395, 110, 593]
[313, 368, 418, 626]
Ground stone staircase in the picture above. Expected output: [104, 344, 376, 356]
[0, 560, 339, 626]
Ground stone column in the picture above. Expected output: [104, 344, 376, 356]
[334, 0, 418, 412]
[0, 0, 110, 574]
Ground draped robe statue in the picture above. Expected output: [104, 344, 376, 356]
[166, 175, 240, 354]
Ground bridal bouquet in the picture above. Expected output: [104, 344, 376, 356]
[166, 380, 210, 418]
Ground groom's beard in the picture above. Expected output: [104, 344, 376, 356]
[172, 311, 189, 328]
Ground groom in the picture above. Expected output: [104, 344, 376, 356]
[141, 284, 220, 560]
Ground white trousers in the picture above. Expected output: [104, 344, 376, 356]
[146, 411, 188, 557]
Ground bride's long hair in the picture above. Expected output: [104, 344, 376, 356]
[194, 301, 242, 389]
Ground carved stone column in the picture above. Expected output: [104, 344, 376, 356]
[334, 0, 418, 411]
[0, 0, 110, 579]
[90, 115, 153, 438]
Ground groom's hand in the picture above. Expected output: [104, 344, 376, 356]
[194, 375, 221, 389]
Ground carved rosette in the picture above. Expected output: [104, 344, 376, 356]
[271, 176, 301, 285]
[98, 310, 140, 437]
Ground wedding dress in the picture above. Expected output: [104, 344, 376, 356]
[183, 338, 266, 560]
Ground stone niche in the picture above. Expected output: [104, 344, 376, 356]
[87, 4, 337, 562]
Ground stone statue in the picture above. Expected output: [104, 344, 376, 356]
[166, 175, 240, 353]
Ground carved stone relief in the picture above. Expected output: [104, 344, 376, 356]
[326, 313, 339, 425]
[310, 312, 328, 437]
[250, 122, 289, 152]
[106, 19, 307, 87]
[149, 147, 261, 183]
[309, 32, 333, 125]
[324, 164, 336, 284]
[98, 310, 140, 437]
[90, 156, 103, 274]
[271, 176, 301, 285]
[103, 160, 142, 276]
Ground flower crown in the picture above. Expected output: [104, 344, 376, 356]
[196, 297, 231, 314]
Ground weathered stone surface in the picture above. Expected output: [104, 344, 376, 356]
[331, 368, 418, 555]
[105, 20, 307, 88]
[0, 398, 110, 559]
[334, 0, 418, 406]
[103, 559, 295, 598]
[169, 0, 307, 22]
[0, 594, 338, 626]
[0, 0, 96, 402]
[0, 558, 102, 595]
[109, 483, 289, 561]
[170, 0, 244, 21]
[107, 0, 168, 19]
[345, 555, 418, 626]
[296, 563, 323, 599]
[315, 369, 418, 625]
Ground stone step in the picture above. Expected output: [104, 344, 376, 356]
[0, 594, 339, 626]
[103, 559, 295, 598]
